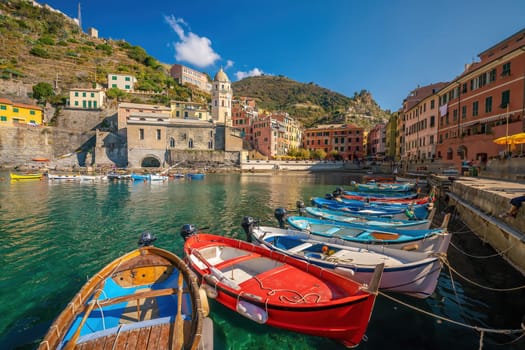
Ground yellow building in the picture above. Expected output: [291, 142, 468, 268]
[0, 98, 43, 126]
[170, 100, 210, 120]
[67, 88, 106, 110]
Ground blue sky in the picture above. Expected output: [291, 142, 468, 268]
[43, 0, 525, 111]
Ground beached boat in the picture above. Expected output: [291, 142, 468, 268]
[181, 228, 383, 348]
[285, 214, 451, 251]
[106, 172, 132, 181]
[39, 233, 212, 350]
[343, 190, 418, 200]
[304, 206, 432, 230]
[150, 174, 168, 181]
[131, 173, 168, 182]
[79, 175, 108, 182]
[9, 172, 43, 180]
[241, 217, 449, 299]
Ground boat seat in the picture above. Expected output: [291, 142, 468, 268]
[288, 243, 313, 253]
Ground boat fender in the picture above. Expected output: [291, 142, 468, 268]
[236, 300, 268, 324]
[199, 287, 212, 316]
[402, 243, 419, 251]
[405, 208, 416, 220]
[334, 267, 355, 277]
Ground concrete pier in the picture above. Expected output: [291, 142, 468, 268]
[430, 175, 525, 275]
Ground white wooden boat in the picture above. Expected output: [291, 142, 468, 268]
[242, 217, 448, 299]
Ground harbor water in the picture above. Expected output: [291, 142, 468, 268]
[0, 172, 523, 349]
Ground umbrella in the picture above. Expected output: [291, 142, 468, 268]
[510, 132, 525, 144]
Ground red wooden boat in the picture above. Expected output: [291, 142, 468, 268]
[182, 229, 384, 348]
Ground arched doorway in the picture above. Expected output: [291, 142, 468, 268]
[141, 155, 161, 168]
[457, 145, 468, 160]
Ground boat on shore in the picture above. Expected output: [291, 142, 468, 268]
[241, 216, 449, 299]
[47, 173, 82, 181]
[9, 172, 43, 180]
[181, 227, 383, 348]
[39, 233, 212, 350]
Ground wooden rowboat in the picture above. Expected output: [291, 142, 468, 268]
[182, 228, 383, 348]
[9, 172, 43, 180]
[39, 234, 212, 350]
[242, 217, 449, 299]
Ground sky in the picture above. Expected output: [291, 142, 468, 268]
[41, 0, 525, 112]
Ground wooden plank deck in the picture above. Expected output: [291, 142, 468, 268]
[75, 321, 193, 350]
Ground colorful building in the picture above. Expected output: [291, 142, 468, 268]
[170, 100, 209, 121]
[117, 102, 171, 137]
[170, 64, 211, 93]
[401, 83, 447, 162]
[107, 73, 136, 92]
[67, 88, 105, 110]
[302, 124, 364, 160]
[367, 123, 386, 158]
[0, 98, 43, 126]
[435, 28, 525, 167]
[211, 68, 232, 125]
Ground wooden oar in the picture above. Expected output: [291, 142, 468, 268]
[172, 271, 184, 350]
[63, 288, 103, 350]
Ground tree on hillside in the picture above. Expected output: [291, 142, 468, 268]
[32, 82, 54, 103]
[106, 87, 126, 101]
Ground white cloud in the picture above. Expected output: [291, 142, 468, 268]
[225, 60, 234, 70]
[235, 68, 264, 80]
[165, 15, 220, 68]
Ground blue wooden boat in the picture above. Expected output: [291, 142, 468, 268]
[353, 181, 416, 192]
[38, 234, 213, 350]
[285, 215, 450, 247]
[187, 173, 205, 180]
[130, 173, 150, 181]
[311, 197, 431, 220]
[305, 206, 432, 230]
[343, 190, 418, 200]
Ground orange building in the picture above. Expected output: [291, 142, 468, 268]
[435, 28, 525, 166]
[302, 124, 364, 160]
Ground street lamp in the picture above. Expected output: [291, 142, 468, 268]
[505, 103, 510, 156]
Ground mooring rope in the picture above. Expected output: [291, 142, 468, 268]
[378, 291, 525, 336]
[252, 275, 321, 303]
[441, 256, 525, 292]
[449, 239, 516, 259]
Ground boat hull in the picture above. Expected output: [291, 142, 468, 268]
[9, 172, 43, 180]
[184, 233, 379, 347]
[247, 226, 445, 298]
[39, 246, 207, 350]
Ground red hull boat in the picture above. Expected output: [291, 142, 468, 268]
[183, 232, 383, 348]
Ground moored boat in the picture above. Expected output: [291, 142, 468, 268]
[9, 172, 43, 180]
[181, 226, 383, 348]
[241, 216, 449, 299]
[47, 173, 82, 181]
[39, 233, 212, 350]
[304, 206, 432, 230]
[285, 214, 451, 252]
[187, 173, 205, 180]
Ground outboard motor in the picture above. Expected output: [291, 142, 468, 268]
[274, 207, 287, 229]
[332, 187, 344, 198]
[138, 231, 156, 247]
[296, 200, 306, 216]
[324, 193, 334, 200]
[180, 224, 197, 241]
[241, 216, 256, 242]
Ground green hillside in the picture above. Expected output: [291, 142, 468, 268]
[0, 0, 201, 104]
[232, 75, 391, 128]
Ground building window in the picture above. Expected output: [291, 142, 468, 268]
[112, 84, 117, 88]
[453, 109, 458, 121]
[472, 101, 478, 116]
[13, 107, 19, 113]
[74, 101, 79, 106]
[74, 92, 79, 97]
[169, 138, 175, 148]
[82, 92, 86, 97]
[430, 100, 435, 109]
[30, 110, 35, 115]
[501, 62, 511, 77]
[91, 92, 95, 97]
[489, 69, 497, 82]
[462, 106, 467, 119]
[139, 129, 144, 140]
[485, 96, 492, 113]
[156, 129, 161, 140]
[125, 85, 130, 90]
[208, 141, 213, 149]
[0, 116, 7, 121]
[501, 90, 510, 108]
[188, 138, 194, 148]
[430, 115, 435, 127]
[112, 76, 117, 80]
[125, 77, 130, 81]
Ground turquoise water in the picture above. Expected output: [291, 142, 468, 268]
[0, 172, 523, 349]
